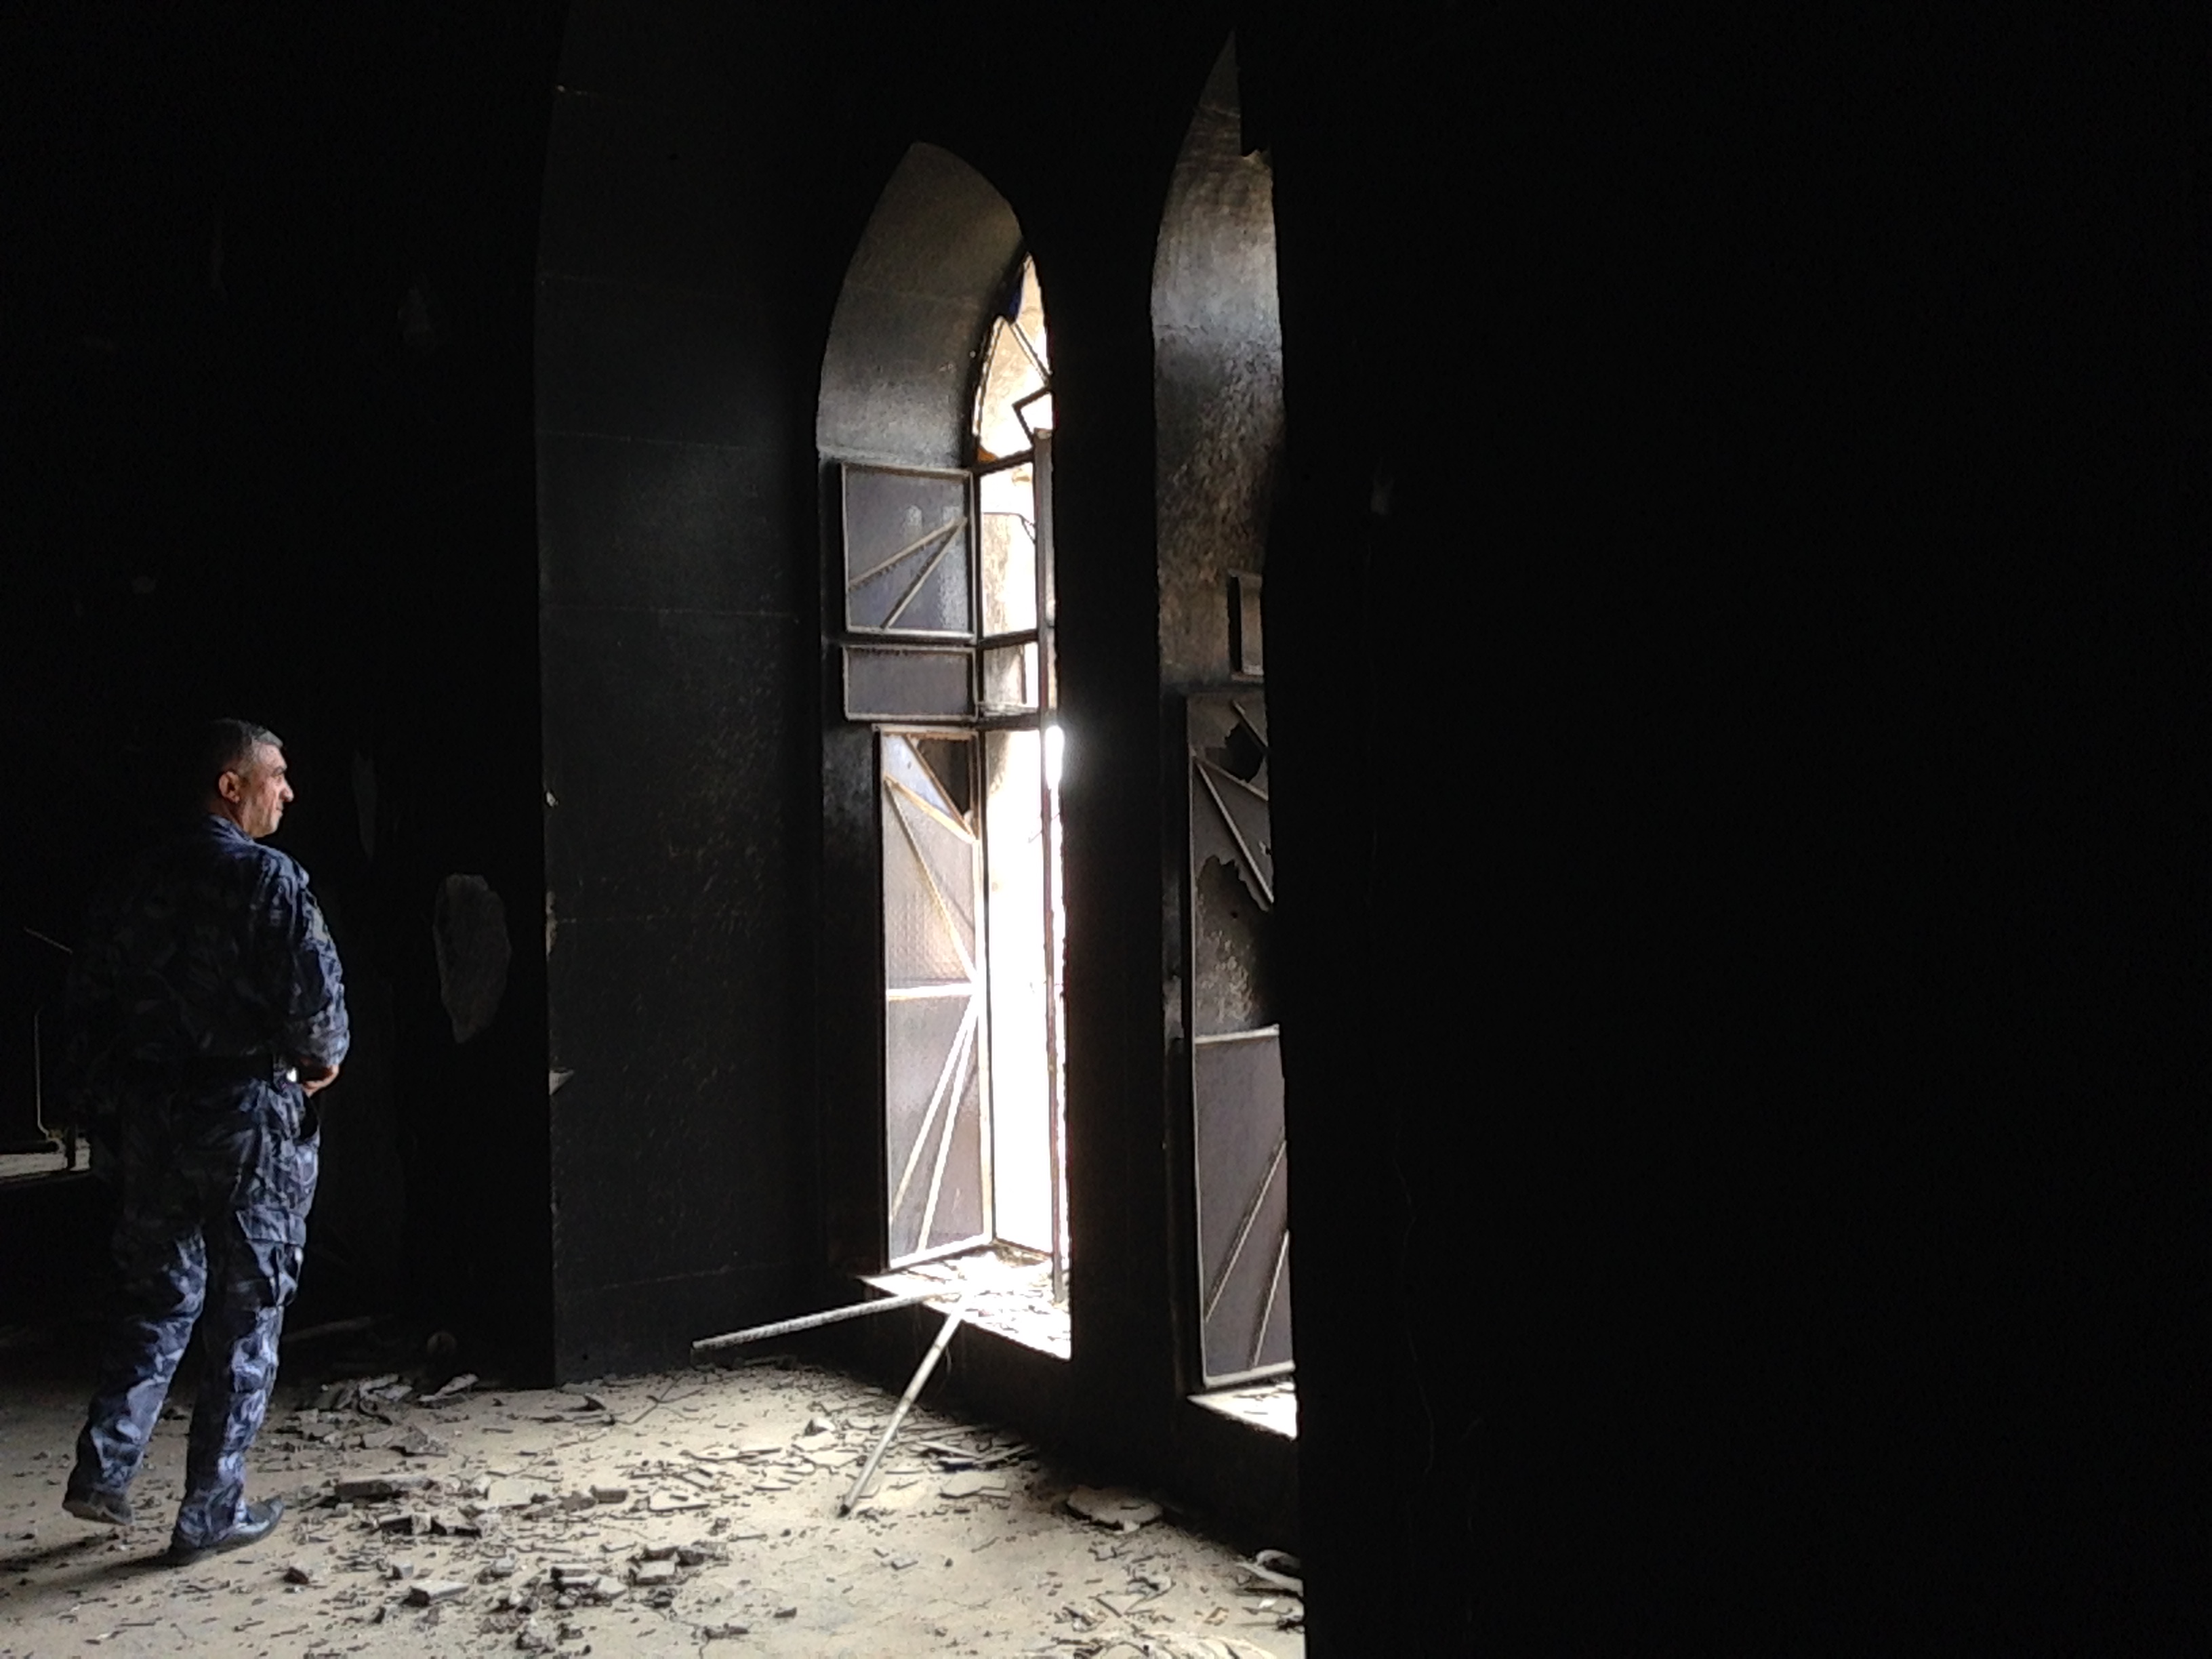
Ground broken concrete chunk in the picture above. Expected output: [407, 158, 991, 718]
[419, 1372, 478, 1404]
[403, 1579, 467, 1605]
[1065, 1486, 1163, 1532]
[940, 1471, 1010, 1500]
[282, 1560, 323, 1586]
[335, 1474, 430, 1502]
[588, 1483, 628, 1504]
[647, 1490, 708, 1513]
[630, 1559, 677, 1586]
[481, 1555, 518, 1580]
[675, 1541, 729, 1567]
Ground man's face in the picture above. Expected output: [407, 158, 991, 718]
[218, 743, 293, 839]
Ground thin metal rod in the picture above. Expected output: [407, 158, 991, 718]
[1196, 752, 1270, 804]
[1009, 316, 1050, 384]
[884, 769, 973, 842]
[913, 1010, 977, 1252]
[886, 774, 979, 979]
[840, 1302, 967, 1515]
[882, 528, 962, 630]
[692, 1291, 940, 1354]
[1227, 701, 1269, 758]
[1191, 1025, 1283, 1046]
[1202, 1134, 1288, 1322]
[888, 1000, 979, 1225]
[1040, 750, 1065, 1306]
[1252, 1225, 1292, 1370]
[846, 516, 963, 592]
[1035, 435, 1066, 1307]
[1193, 760, 1275, 907]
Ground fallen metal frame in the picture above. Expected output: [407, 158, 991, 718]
[691, 1290, 943, 1355]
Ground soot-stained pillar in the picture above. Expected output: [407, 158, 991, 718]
[537, 3, 825, 1377]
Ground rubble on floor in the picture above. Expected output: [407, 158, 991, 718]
[0, 1347, 1302, 1658]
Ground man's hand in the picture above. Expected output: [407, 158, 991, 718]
[298, 1061, 340, 1096]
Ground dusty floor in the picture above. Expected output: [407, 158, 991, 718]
[0, 1327, 1302, 1659]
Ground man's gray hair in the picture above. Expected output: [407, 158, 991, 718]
[198, 718, 283, 797]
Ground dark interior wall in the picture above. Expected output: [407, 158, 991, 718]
[4, 5, 562, 1359]
[1247, 6, 2202, 1649]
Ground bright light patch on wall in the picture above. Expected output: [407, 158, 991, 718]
[1045, 723, 1065, 788]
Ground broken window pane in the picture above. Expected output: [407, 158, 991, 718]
[973, 258, 1051, 463]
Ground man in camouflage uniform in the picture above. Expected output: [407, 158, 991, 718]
[64, 719, 348, 1565]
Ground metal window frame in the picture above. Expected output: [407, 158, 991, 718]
[839, 462, 978, 641]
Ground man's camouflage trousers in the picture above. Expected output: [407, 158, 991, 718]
[70, 1079, 317, 1549]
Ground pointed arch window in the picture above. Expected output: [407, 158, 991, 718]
[832, 256, 1067, 1300]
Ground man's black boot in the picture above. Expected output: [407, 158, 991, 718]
[63, 1488, 133, 1526]
[165, 1496, 284, 1566]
